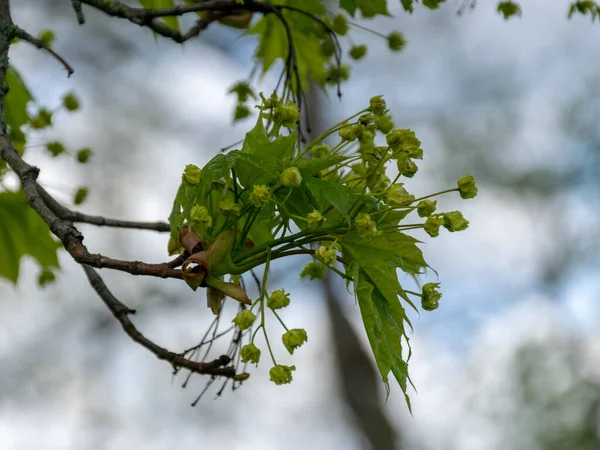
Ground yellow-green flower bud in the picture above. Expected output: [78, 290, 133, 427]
[421, 282, 441, 311]
[386, 129, 423, 159]
[325, 64, 350, 84]
[385, 183, 415, 207]
[190, 205, 213, 228]
[46, 141, 65, 157]
[300, 261, 327, 280]
[76, 147, 92, 164]
[183, 164, 202, 184]
[388, 31, 406, 51]
[73, 187, 88, 205]
[275, 102, 300, 128]
[331, 14, 349, 35]
[312, 143, 330, 159]
[397, 156, 418, 178]
[267, 289, 290, 310]
[339, 124, 360, 141]
[417, 199, 437, 217]
[443, 211, 469, 232]
[377, 114, 395, 134]
[280, 167, 302, 188]
[320, 38, 335, 58]
[39, 30, 55, 47]
[240, 343, 261, 364]
[282, 328, 308, 355]
[355, 212, 379, 237]
[349, 44, 367, 60]
[424, 214, 445, 237]
[306, 210, 325, 228]
[232, 310, 256, 330]
[62, 91, 79, 111]
[316, 245, 337, 266]
[269, 365, 296, 385]
[457, 174, 478, 199]
[218, 198, 240, 216]
[369, 95, 387, 116]
[249, 185, 271, 208]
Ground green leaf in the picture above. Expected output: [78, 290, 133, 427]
[341, 232, 427, 276]
[304, 176, 350, 218]
[340, 0, 390, 16]
[354, 267, 412, 408]
[0, 190, 60, 283]
[497, 1, 522, 20]
[242, 116, 296, 163]
[5, 66, 32, 134]
[138, 0, 179, 31]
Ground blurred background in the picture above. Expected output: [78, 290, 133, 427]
[1, 0, 600, 449]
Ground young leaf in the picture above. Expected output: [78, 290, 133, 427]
[304, 176, 350, 218]
[4, 67, 32, 134]
[138, 0, 179, 31]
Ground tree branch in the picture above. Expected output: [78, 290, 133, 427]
[82, 265, 236, 378]
[37, 184, 170, 232]
[13, 26, 74, 77]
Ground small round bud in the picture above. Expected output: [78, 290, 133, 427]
[311, 144, 330, 159]
[369, 95, 387, 116]
[316, 245, 337, 266]
[377, 115, 395, 134]
[396, 156, 418, 178]
[267, 289, 290, 310]
[218, 198, 240, 216]
[457, 175, 478, 199]
[269, 365, 296, 385]
[349, 44, 367, 60]
[190, 205, 212, 228]
[385, 183, 415, 207]
[354, 212, 379, 237]
[300, 261, 327, 280]
[443, 211, 469, 232]
[325, 65, 350, 84]
[424, 214, 445, 237]
[275, 102, 300, 128]
[38, 30, 55, 47]
[386, 129, 423, 159]
[282, 329, 308, 355]
[29, 108, 53, 129]
[331, 14, 349, 35]
[417, 199, 437, 217]
[62, 92, 79, 111]
[232, 310, 257, 330]
[306, 210, 325, 228]
[249, 185, 271, 208]
[73, 187, 88, 205]
[240, 343, 261, 365]
[388, 31, 406, 51]
[421, 282, 442, 311]
[339, 124, 360, 141]
[76, 147, 92, 164]
[280, 167, 302, 188]
[46, 141, 65, 157]
[183, 164, 202, 184]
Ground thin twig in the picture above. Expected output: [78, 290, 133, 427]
[13, 26, 74, 76]
[83, 265, 235, 377]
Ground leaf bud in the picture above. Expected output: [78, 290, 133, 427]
[387, 31, 406, 51]
[282, 328, 308, 354]
[424, 214, 445, 237]
[421, 282, 442, 311]
[300, 261, 327, 280]
[280, 166, 302, 188]
[369, 95, 387, 116]
[331, 14, 349, 35]
[62, 91, 79, 111]
[183, 164, 202, 184]
[269, 365, 296, 385]
[232, 310, 256, 330]
[240, 343, 261, 365]
[267, 289, 290, 310]
[385, 183, 415, 207]
[73, 186, 88, 205]
[349, 44, 367, 60]
[316, 245, 337, 266]
[443, 211, 469, 232]
[190, 205, 213, 228]
[76, 147, 92, 164]
[249, 184, 271, 208]
[457, 174, 478, 199]
[38, 30, 55, 47]
[417, 199, 437, 217]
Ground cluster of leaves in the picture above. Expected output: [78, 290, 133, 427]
[0, 33, 92, 284]
[168, 92, 477, 404]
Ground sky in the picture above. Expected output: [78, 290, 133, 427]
[1, 1, 600, 449]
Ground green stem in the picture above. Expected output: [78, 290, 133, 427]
[272, 309, 289, 332]
[412, 188, 459, 203]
